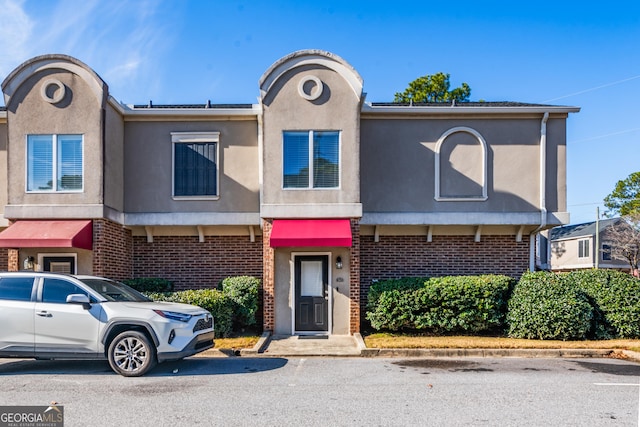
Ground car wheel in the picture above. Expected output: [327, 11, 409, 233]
[108, 330, 157, 377]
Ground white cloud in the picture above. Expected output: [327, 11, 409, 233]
[0, 0, 34, 78]
[0, 0, 175, 102]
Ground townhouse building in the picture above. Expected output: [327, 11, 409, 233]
[0, 50, 579, 335]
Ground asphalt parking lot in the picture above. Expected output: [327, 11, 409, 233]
[0, 356, 638, 426]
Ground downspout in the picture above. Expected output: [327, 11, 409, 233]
[530, 112, 550, 271]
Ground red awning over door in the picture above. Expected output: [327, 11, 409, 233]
[270, 219, 352, 248]
[0, 220, 93, 250]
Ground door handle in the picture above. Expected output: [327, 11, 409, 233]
[36, 311, 52, 318]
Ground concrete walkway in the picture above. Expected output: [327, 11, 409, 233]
[240, 333, 364, 357]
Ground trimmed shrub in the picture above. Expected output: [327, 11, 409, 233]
[413, 275, 512, 333]
[221, 276, 260, 329]
[570, 269, 640, 338]
[147, 289, 234, 338]
[366, 275, 512, 334]
[507, 272, 593, 340]
[366, 277, 427, 313]
[124, 278, 173, 293]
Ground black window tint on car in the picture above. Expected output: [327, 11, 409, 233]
[0, 277, 34, 301]
[42, 278, 88, 304]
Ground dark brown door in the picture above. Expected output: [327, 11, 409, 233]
[294, 255, 328, 332]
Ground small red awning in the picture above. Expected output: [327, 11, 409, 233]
[0, 220, 93, 250]
[270, 219, 352, 248]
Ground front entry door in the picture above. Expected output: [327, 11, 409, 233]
[294, 255, 329, 333]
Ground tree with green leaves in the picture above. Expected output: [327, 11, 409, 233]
[393, 72, 471, 103]
[604, 171, 640, 217]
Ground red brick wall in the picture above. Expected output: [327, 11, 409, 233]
[0, 248, 9, 271]
[360, 234, 530, 308]
[349, 219, 361, 333]
[132, 235, 263, 290]
[261, 220, 275, 332]
[92, 219, 133, 281]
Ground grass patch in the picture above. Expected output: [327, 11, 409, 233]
[363, 333, 640, 350]
[214, 335, 260, 350]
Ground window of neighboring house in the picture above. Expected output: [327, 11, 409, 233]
[283, 131, 340, 189]
[171, 132, 219, 198]
[578, 239, 590, 259]
[602, 244, 612, 261]
[27, 134, 83, 192]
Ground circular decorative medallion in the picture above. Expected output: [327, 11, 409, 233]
[40, 78, 66, 104]
[298, 75, 324, 101]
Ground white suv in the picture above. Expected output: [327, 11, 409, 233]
[0, 272, 214, 376]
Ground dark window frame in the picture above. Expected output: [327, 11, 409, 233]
[171, 132, 220, 199]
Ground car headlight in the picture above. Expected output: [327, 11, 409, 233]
[153, 310, 192, 323]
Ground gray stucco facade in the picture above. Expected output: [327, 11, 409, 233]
[0, 50, 578, 335]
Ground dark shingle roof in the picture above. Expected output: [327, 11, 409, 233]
[131, 103, 253, 109]
[370, 101, 559, 108]
[550, 218, 621, 240]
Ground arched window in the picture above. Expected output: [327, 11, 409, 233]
[435, 127, 487, 201]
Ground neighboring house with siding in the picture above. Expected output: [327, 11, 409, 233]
[549, 218, 631, 272]
[0, 50, 579, 336]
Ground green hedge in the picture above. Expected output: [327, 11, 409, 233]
[507, 270, 640, 340]
[144, 275, 261, 338]
[221, 276, 260, 329]
[366, 275, 513, 334]
[124, 278, 174, 293]
[570, 269, 640, 338]
[366, 277, 426, 314]
[507, 272, 593, 340]
[147, 289, 234, 338]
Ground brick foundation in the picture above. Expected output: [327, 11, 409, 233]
[132, 235, 263, 290]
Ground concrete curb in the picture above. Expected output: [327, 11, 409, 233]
[200, 333, 639, 362]
[621, 350, 640, 362]
[239, 331, 271, 356]
[361, 348, 615, 358]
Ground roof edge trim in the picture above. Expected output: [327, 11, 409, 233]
[259, 50, 363, 100]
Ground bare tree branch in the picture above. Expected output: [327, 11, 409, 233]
[603, 214, 640, 274]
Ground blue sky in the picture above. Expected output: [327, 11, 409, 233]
[1, 0, 638, 225]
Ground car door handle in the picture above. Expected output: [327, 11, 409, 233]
[36, 311, 52, 318]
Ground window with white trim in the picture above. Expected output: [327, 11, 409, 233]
[578, 239, 590, 259]
[27, 134, 83, 192]
[602, 243, 612, 261]
[171, 132, 219, 198]
[283, 130, 339, 189]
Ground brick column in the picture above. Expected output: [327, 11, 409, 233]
[262, 219, 275, 332]
[349, 218, 360, 334]
[7, 249, 19, 271]
[92, 219, 133, 280]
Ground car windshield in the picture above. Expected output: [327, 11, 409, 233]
[78, 278, 151, 302]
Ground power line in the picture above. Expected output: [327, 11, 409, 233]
[541, 74, 640, 103]
[569, 127, 640, 144]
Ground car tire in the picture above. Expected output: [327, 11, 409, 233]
[107, 330, 157, 377]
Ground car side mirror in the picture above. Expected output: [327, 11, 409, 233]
[66, 293, 91, 310]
